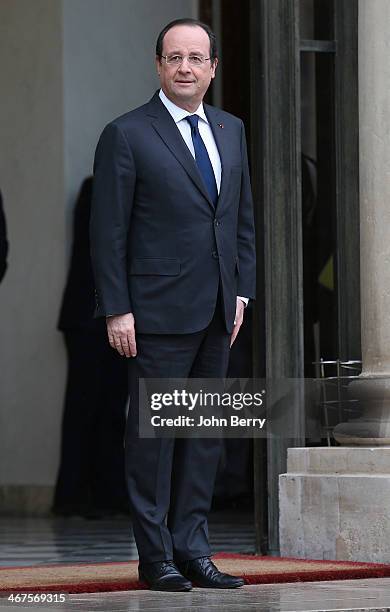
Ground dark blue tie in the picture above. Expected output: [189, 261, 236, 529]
[185, 114, 218, 207]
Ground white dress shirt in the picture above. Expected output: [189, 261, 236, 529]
[158, 89, 248, 309]
[159, 89, 222, 193]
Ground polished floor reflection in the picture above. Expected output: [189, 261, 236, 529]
[0, 511, 255, 567]
[2, 578, 390, 611]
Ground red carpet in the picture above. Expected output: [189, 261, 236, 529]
[1, 553, 390, 594]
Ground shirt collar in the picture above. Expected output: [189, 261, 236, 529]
[159, 89, 208, 125]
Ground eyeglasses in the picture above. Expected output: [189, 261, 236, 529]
[160, 54, 211, 66]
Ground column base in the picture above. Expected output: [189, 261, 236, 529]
[333, 376, 390, 444]
[279, 447, 390, 562]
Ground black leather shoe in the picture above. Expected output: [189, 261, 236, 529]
[138, 560, 192, 591]
[177, 556, 245, 588]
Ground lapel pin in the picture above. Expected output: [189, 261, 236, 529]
[218, 123, 224, 129]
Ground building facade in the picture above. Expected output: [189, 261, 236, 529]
[2, 0, 388, 561]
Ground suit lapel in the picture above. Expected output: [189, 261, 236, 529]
[147, 93, 215, 210]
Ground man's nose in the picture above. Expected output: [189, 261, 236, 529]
[178, 57, 192, 72]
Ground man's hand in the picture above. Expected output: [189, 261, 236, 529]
[106, 313, 137, 358]
[230, 298, 245, 348]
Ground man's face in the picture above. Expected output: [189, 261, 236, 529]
[156, 25, 218, 110]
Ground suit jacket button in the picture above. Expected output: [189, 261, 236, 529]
[212, 251, 219, 259]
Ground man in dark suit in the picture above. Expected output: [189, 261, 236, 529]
[90, 18, 256, 591]
[0, 191, 8, 284]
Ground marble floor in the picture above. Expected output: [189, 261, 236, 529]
[1, 514, 390, 611]
[0, 511, 255, 567]
[2, 579, 390, 611]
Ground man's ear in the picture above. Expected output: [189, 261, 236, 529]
[211, 57, 218, 79]
[155, 55, 162, 75]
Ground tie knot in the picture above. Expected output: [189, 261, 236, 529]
[186, 114, 199, 130]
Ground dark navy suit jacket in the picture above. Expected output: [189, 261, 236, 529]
[90, 92, 256, 334]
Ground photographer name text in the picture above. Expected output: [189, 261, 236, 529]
[150, 415, 266, 429]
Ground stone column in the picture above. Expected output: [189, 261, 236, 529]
[333, 0, 390, 444]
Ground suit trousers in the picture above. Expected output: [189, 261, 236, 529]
[125, 291, 231, 563]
